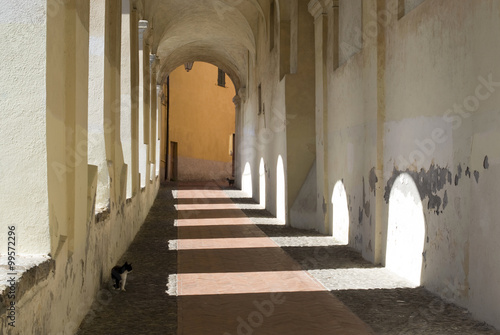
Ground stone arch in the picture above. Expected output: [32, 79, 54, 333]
[386, 173, 426, 285]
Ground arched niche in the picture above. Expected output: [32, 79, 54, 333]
[386, 173, 426, 285]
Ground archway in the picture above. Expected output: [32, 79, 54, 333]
[386, 173, 426, 285]
[331, 180, 349, 244]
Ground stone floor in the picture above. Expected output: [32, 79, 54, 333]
[77, 182, 500, 335]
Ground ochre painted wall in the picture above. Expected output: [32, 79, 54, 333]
[169, 62, 235, 180]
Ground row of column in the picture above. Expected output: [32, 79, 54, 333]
[45, 0, 162, 258]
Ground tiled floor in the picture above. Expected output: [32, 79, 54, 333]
[175, 184, 374, 335]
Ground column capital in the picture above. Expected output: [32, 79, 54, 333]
[308, 0, 326, 20]
[233, 95, 242, 108]
[324, 0, 339, 9]
[138, 19, 148, 31]
[238, 87, 247, 101]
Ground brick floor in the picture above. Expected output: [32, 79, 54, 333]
[78, 182, 374, 334]
[176, 184, 373, 335]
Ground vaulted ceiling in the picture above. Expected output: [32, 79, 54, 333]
[135, 0, 276, 91]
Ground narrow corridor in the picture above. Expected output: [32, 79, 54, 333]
[77, 183, 499, 335]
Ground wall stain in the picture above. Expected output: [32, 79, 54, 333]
[455, 164, 462, 186]
[362, 177, 370, 218]
[386, 161, 490, 214]
[369, 167, 378, 195]
[384, 164, 451, 214]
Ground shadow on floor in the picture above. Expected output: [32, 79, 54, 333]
[77, 185, 178, 335]
[332, 287, 499, 335]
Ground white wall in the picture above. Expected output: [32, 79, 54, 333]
[317, 0, 500, 329]
[0, 0, 50, 255]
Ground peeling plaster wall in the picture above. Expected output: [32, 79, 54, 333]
[327, 0, 379, 261]
[383, 0, 500, 328]
[317, 0, 500, 328]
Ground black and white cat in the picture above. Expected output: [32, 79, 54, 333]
[111, 261, 133, 291]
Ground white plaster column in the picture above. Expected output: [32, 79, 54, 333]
[120, 0, 133, 199]
[233, 93, 244, 187]
[88, 0, 110, 212]
[130, 9, 139, 195]
[143, 38, 152, 185]
[159, 82, 168, 182]
[103, 0, 126, 207]
[374, 0, 387, 265]
[138, 20, 148, 188]
[73, 1, 91, 257]
[45, 0, 90, 257]
[0, 0, 50, 255]
[156, 84, 162, 177]
[149, 55, 158, 181]
[326, 0, 339, 71]
[308, 0, 330, 234]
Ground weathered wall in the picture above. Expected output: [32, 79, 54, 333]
[310, 0, 500, 329]
[286, 0, 317, 229]
[169, 62, 235, 181]
[384, 0, 500, 328]
[237, 0, 316, 224]
[0, 1, 161, 333]
[88, 0, 110, 212]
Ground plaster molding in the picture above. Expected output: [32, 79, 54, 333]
[138, 19, 148, 33]
[324, 0, 339, 8]
[308, 0, 326, 19]
[233, 95, 242, 108]
[238, 87, 247, 101]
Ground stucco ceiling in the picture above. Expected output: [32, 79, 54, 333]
[136, 0, 272, 91]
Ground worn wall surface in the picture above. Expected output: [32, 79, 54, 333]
[236, 0, 317, 222]
[0, 1, 161, 334]
[169, 62, 235, 181]
[2, 0, 500, 333]
[310, 0, 500, 329]
[384, 0, 500, 327]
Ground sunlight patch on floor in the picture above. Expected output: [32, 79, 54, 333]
[309, 268, 417, 291]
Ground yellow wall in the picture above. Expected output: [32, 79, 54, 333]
[169, 62, 235, 179]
